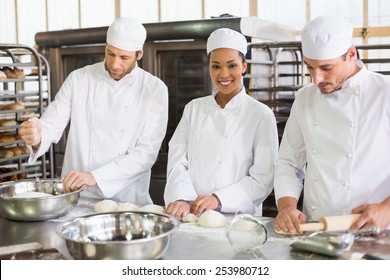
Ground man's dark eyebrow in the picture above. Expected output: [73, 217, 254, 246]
[304, 61, 333, 68]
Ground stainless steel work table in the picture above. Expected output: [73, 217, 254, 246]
[1, 197, 389, 260]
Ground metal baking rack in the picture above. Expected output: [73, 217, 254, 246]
[0, 44, 54, 182]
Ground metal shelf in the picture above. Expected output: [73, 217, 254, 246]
[0, 44, 54, 181]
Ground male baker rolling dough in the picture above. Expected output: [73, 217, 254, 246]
[274, 15, 390, 234]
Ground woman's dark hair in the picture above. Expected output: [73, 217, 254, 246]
[207, 50, 246, 63]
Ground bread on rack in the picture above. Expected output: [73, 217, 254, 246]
[0, 148, 14, 158]
[9, 146, 24, 156]
[1, 67, 25, 79]
[17, 172, 27, 180]
[0, 103, 25, 111]
[14, 69, 25, 79]
[21, 145, 29, 154]
[0, 70, 6, 79]
[0, 120, 17, 127]
[0, 167, 27, 182]
[1, 67, 15, 78]
[0, 134, 16, 143]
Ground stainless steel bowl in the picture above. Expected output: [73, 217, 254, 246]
[56, 211, 180, 260]
[0, 179, 82, 221]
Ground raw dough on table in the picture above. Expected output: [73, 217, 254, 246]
[116, 202, 139, 211]
[94, 199, 118, 213]
[139, 204, 166, 214]
[13, 191, 53, 199]
[182, 213, 198, 223]
[274, 229, 297, 235]
[197, 210, 227, 228]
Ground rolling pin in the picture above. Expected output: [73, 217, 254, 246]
[299, 214, 361, 232]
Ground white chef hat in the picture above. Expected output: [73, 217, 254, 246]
[301, 15, 353, 60]
[207, 28, 247, 56]
[106, 17, 147, 52]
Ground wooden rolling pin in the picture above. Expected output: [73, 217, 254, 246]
[299, 214, 361, 232]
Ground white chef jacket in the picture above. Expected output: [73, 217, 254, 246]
[164, 88, 279, 215]
[275, 60, 390, 222]
[29, 62, 168, 204]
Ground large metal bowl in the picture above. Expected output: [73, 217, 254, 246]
[0, 179, 82, 221]
[56, 211, 180, 260]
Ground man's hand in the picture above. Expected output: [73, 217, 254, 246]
[166, 200, 191, 221]
[274, 197, 306, 235]
[351, 198, 390, 231]
[274, 206, 306, 235]
[19, 117, 42, 150]
[190, 194, 221, 216]
[62, 171, 96, 193]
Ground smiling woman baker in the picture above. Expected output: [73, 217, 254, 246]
[164, 28, 279, 220]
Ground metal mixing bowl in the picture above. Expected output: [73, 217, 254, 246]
[0, 179, 82, 221]
[56, 211, 180, 260]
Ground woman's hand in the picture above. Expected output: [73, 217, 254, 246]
[190, 194, 221, 216]
[166, 200, 191, 220]
[274, 206, 306, 235]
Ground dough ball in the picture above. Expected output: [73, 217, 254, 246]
[139, 204, 166, 214]
[94, 199, 118, 213]
[13, 191, 53, 199]
[197, 210, 227, 228]
[182, 213, 198, 223]
[116, 202, 139, 211]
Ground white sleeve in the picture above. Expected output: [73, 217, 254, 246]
[28, 72, 74, 164]
[164, 103, 198, 205]
[274, 97, 306, 204]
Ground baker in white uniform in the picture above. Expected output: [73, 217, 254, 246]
[19, 17, 169, 204]
[274, 15, 390, 234]
[164, 28, 279, 220]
